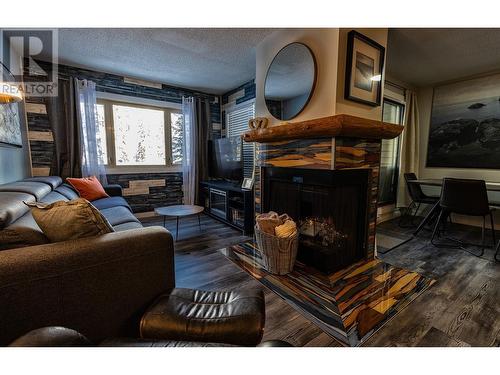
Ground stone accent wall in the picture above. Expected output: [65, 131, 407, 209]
[107, 173, 183, 213]
[222, 80, 256, 105]
[25, 97, 52, 177]
[221, 80, 255, 136]
[24, 60, 222, 213]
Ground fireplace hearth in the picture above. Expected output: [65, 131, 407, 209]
[262, 167, 370, 273]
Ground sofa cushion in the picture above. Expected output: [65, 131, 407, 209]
[99, 206, 140, 227]
[0, 181, 52, 201]
[0, 192, 36, 229]
[91, 196, 132, 212]
[0, 212, 49, 250]
[54, 184, 80, 200]
[67, 176, 109, 201]
[39, 191, 69, 204]
[139, 288, 266, 346]
[113, 221, 143, 232]
[23, 176, 62, 190]
[25, 198, 114, 243]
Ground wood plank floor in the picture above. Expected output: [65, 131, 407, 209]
[140, 214, 500, 347]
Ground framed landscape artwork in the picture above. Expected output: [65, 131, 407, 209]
[344, 30, 385, 106]
[427, 73, 500, 169]
[0, 103, 23, 147]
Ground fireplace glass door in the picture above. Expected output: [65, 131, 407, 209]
[263, 167, 369, 273]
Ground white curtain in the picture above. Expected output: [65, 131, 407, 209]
[397, 90, 420, 207]
[182, 97, 196, 205]
[74, 78, 107, 184]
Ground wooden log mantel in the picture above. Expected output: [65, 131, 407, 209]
[243, 114, 403, 143]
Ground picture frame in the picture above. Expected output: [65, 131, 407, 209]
[0, 102, 23, 148]
[241, 177, 254, 190]
[426, 72, 500, 169]
[344, 30, 385, 107]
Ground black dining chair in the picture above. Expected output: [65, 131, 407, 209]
[399, 173, 439, 227]
[430, 178, 496, 257]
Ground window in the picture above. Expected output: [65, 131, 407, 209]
[378, 98, 405, 205]
[113, 105, 166, 165]
[96, 99, 182, 169]
[226, 102, 255, 178]
[95, 104, 108, 164]
[170, 112, 183, 165]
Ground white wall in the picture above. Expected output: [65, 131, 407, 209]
[0, 102, 31, 184]
[255, 28, 339, 126]
[255, 28, 390, 126]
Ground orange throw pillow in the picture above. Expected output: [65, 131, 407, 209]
[66, 176, 109, 201]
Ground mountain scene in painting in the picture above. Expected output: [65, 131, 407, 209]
[427, 74, 500, 169]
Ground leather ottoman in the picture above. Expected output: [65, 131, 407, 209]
[140, 288, 265, 346]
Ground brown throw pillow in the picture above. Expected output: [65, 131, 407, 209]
[24, 198, 114, 243]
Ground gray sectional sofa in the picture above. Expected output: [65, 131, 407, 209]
[0, 176, 142, 242]
[0, 176, 175, 345]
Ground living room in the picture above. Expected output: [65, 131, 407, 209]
[0, 2, 498, 375]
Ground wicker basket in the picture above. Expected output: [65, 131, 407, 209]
[254, 225, 298, 275]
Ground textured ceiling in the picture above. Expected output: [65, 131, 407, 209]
[387, 28, 500, 87]
[34, 28, 277, 94]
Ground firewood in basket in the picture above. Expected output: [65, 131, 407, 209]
[275, 220, 297, 238]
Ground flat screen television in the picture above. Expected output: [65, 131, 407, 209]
[208, 136, 243, 181]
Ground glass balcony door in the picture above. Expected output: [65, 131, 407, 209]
[379, 99, 405, 205]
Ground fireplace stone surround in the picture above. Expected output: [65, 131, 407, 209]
[245, 114, 403, 272]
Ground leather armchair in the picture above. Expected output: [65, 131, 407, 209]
[9, 327, 293, 347]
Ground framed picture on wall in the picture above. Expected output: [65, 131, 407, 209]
[0, 102, 23, 148]
[344, 30, 385, 107]
[427, 72, 500, 169]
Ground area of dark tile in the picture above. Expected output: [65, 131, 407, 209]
[220, 241, 435, 346]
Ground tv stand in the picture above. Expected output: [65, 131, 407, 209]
[200, 180, 254, 235]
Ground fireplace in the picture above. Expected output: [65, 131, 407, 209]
[262, 166, 370, 273]
[248, 115, 403, 273]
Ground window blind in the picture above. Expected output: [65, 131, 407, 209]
[226, 103, 255, 178]
[384, 81, 406, 104]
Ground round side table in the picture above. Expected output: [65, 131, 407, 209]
[154, 205, 204, 241]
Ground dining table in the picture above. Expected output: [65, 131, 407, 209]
[408, 178, 500, 192]
[407, 178, 500, 236]
[379, 177, 500, 254]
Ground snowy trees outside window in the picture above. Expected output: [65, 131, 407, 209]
[113, 105, 165, 165]
[95, 100, 183, 167]
[170, 112, 183, 165]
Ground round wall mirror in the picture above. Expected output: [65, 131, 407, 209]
[264, 42, 317, 121]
